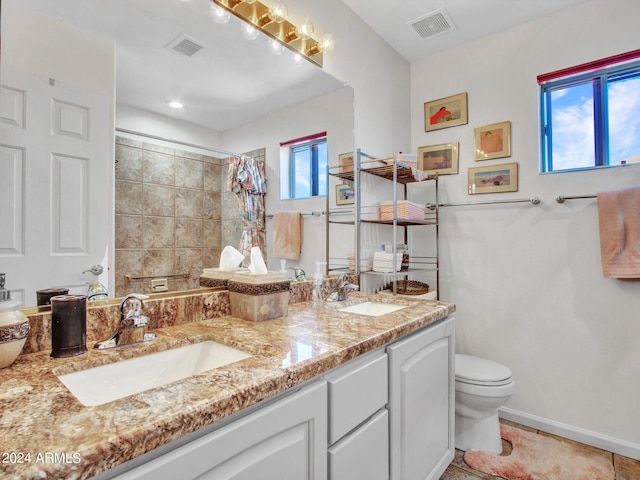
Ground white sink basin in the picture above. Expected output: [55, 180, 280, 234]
[338, 301, 407, 317]
[56, 341, 251, 406]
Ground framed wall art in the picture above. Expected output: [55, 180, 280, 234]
[338, 152, 354, 173]
[417, 142, 459, 175]
[335, 184, 354, 205]
[474, 121, 511, 160]
[424, 92, 468, 132]
[468, 162, 518, 195]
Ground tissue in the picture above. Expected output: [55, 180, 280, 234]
[248, 246, 268, 274]
[219, 246, 245, 271]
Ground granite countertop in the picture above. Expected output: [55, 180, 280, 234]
[0, 293, 454, 480]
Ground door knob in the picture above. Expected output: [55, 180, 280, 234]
[83, 265, 104, 276]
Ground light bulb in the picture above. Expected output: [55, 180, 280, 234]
[269, 39, 285, 55]
[210, 6, 231, 24]
[240, 23, 260, 40]
[320, 34, 335, 52]
[299, 19, 314, 38]
[271, 1, 288, 22]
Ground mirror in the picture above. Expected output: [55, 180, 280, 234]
[1, 0, 353, 307]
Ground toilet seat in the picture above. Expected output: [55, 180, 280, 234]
[455, 354, 512, 386]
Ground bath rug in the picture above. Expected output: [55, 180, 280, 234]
[463, 424, 614, 480]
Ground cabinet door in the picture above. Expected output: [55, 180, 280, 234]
[387, 317, 454, 480]
[115, 382, 327, 480]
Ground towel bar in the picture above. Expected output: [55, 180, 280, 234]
[555, 194, 597, 203]
[426, 197, 540, 209]
[125, 273, 189, 281]
[266, 211, 325, 218]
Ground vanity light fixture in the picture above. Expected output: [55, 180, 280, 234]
[211, 0, 332, 67]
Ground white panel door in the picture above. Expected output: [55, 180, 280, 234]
[0, 67, 112, 306]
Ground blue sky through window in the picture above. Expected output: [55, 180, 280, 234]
[550, 82, 595, 170]
[547, 72, 640, 171]
[608, 75, 640, 165]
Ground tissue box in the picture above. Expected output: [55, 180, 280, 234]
[228, 272, 290, 322]
[379, 200, 425, 221]
[200, 268, 234, 288]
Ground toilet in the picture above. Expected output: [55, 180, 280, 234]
[454, 354, 515, 454]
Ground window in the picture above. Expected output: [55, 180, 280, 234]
[280, 132, 328, 199]
[539, 50, 640, 173]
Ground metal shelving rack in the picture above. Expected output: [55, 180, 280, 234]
[327, 149, 439, 298]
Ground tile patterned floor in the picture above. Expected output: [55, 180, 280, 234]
[440, 420, 640, 480]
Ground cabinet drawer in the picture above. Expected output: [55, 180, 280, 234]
[327, 350, 387, 444]
[328, 408, 389, 480]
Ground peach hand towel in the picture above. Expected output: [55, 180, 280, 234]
[272, 211, 304, 260]
[597, 184, 640, 278]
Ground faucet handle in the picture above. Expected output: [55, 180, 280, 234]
[120, 293, 149, 318]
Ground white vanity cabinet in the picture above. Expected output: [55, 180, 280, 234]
[387, 316, 455, 480]
[327, 350, 389, 480]
[112, 382, 327, 480]
[104, 316, 454, 480]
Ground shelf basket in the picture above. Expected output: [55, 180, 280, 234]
[386, 280, 429, 295]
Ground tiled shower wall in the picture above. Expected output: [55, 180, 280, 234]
[114, 136, 224, 296]
[115, 136, 237, 296]
[114, 137, 266, 297]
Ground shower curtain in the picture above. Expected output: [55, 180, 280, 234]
[227, 155, 267, 258]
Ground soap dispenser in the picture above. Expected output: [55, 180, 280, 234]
[312, 262, 326, 307]
[0, 273, 30, 368]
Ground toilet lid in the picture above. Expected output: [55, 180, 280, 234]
[455, 354, 512, 386]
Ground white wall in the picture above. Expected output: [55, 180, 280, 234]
[283, 0, 411, 155]
[116, 104, 223, 155]
[1, 0, 115, 97]
[411, 0, 640, 453]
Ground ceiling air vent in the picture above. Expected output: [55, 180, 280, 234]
[407, 8, 456, 40]
[165, 33, 206, 57]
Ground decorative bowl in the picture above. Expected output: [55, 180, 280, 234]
[0, 310, 30, 369]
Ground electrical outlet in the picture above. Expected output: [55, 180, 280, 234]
[151, 278, 168, 292]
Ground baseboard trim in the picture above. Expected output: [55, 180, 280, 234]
[499, 407, 640, 461]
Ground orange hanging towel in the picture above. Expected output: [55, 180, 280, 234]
[272, 211, 304, 260]
[597, 184, 640, 279]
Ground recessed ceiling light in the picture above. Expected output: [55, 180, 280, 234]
[168, 101, 184, 109]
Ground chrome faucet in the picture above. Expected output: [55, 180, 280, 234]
[326, 273, 359, 302]
[94, 294, 156, 349]
[288, 267, 306, 281]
